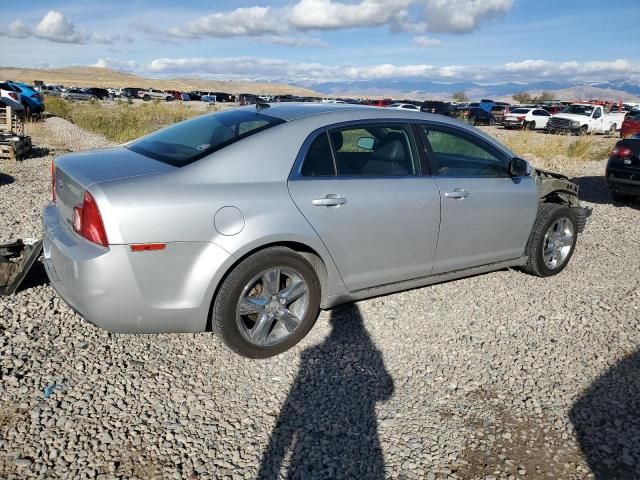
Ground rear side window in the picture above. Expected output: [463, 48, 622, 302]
[300, 124, 418, 177]
[126, 109, 285, 167]
[420, 126, 508, 177]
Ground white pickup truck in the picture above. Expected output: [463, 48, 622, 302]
[547, 104, 626, 135]
[137, 89, 173, 102]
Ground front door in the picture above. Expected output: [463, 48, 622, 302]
[418, 124, 537, 274]
[288, 123, 441, 292]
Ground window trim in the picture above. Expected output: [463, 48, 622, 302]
[290, 119, 423, 181]
[415, 122, 513, 179]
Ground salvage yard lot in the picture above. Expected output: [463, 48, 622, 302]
[1, 116, 639, 479]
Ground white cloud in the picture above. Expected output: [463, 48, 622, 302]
[35, 10, 86, 43]
[419, 0, 514, 34]
[288, 0, 412, 30]
[92, 56, 640, 84]
[1, 11, 130, 44]
[6, 20, 32, 39]
[152, 0, 515, 41]
[167, 6, 283, 38]
[414, 35, 441, 47]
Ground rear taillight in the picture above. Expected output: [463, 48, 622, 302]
[611, 146, 632, 158]
[72, 192, 108, 247]
[51, 161, 56, 202]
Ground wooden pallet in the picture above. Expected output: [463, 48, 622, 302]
[0, 106, 25, 136]
[0, 134, 32, 161]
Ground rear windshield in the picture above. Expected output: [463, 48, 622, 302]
[126, 109, 285, 167]
[510, 108, 530, 113]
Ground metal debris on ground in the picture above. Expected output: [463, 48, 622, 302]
[0, 239, 43, 296]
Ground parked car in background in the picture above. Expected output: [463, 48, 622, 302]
[122, 87, 142, 99]
[466, 107, 497, 126]
[212, 92, 233, 102]
[39, 84, 63, 97]
[180, 93, 190, 101]
[44, 103, 591, 358]
[421, 101, 457, 116]
[8, 82, 45, 115]
[166, 90, 184, 100]
[61, 89, 97, 101]
[606, 135, 640, 202]
[84, 88, 110, 100]
[0, 82, 24, 113]
[187, 91, 203, 101]
[138, 89, 173, 101]
[201, 92, 217, 103]
[503, 108, 551, 130]
[488, 104, 510, 124]
[620, 113, 640, 138]
[547, 104, 626, 135]
[388, 103, 420, 111]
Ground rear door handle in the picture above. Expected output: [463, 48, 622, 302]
[444, 189, 470, 199]
[312, 195, 347, 207]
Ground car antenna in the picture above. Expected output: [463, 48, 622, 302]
[256, 101, 270, 112]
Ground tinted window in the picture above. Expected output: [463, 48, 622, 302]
[330, 124, 418, 176]
[533, 110, 550, 116]
[510, 108, 530, 114]
[421, 126, 508, 177]
[301, 133, 335, 177]
[126, 109, 285, 167]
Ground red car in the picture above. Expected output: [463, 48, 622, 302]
[621, 112, 640, 138]
[165, 90, 184, 100]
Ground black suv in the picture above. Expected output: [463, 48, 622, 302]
[420, 101, 457, 116]
[606, 135, 640, 203]
[84, 88, 110, 100]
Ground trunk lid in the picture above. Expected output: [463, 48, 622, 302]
[54, 146, 174, 229]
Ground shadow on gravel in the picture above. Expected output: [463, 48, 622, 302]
[570, 350, 640, 479]
[0, 173, 15, 186]
[15, 260, 50, 292]
[27, 146, 53, 158]
[257, 305, 394, 480]
[572, 175, 640, 209]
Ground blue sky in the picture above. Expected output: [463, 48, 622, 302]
[1, 0, 639, 85]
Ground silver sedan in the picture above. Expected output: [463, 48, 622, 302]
[43, 104, 591, 357]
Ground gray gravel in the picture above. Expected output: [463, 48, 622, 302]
[1, 118, 640, 479]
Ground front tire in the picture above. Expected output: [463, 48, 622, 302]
[522, 204, 577, 277]
[143, 95, 150, 101]
[213, 247, 321, 358]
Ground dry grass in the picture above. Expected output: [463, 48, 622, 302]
[44, 97, 215, 143]
[481, 126, 616, 171]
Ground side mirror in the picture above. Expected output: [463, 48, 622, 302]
[356, 137, 375, 150]
[509, 157, 529, 177]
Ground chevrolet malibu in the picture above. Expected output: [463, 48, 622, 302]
[43, 104, 592, 358]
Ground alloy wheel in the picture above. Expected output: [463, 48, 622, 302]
[542, 217, 574, 269]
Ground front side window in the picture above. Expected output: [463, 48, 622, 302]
[420, 126, 508, 177]
[126, 109, 285, 167]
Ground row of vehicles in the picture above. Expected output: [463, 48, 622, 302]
[0, 81, 45, 117]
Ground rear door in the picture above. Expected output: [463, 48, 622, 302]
[288, 123, 441, 292]
[417, 124, 537, 274]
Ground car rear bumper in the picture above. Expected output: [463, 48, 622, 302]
[503, 120, 524, 128]
[606, 169, 640, 196]
[42, 203, 233, 334]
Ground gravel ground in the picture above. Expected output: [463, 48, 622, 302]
[1, 118, 639, 480]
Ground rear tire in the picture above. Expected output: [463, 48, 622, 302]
[521, 204, 577, 277]
[608, 124, 616, 136]
[143, 95, 150, 101]
[468, 116, 476, 126]
[489, 117, 496, 126]
[579, 125, 589, 136]
[213, 247, 321, 358]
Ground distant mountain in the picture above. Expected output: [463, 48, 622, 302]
[303, 78, 640, 102]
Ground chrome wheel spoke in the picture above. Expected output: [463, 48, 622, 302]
[262, 268, 281, 297]
[542, 216, 575, 270]
[250, 313, 273, 344]
[238, 297, 267, 315]
[277, 308, 301, 333]
[279, 280, 307, 304]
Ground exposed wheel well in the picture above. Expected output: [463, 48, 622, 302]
[540, 190, 579, 208]
[205, 241, 329, 332]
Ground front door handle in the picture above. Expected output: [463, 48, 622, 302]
[312, 195, 347, 207]
[444, 189, 470, 199]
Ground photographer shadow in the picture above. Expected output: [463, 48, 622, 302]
[257, 304, 394, 480]
[570, 350, 640, 479]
